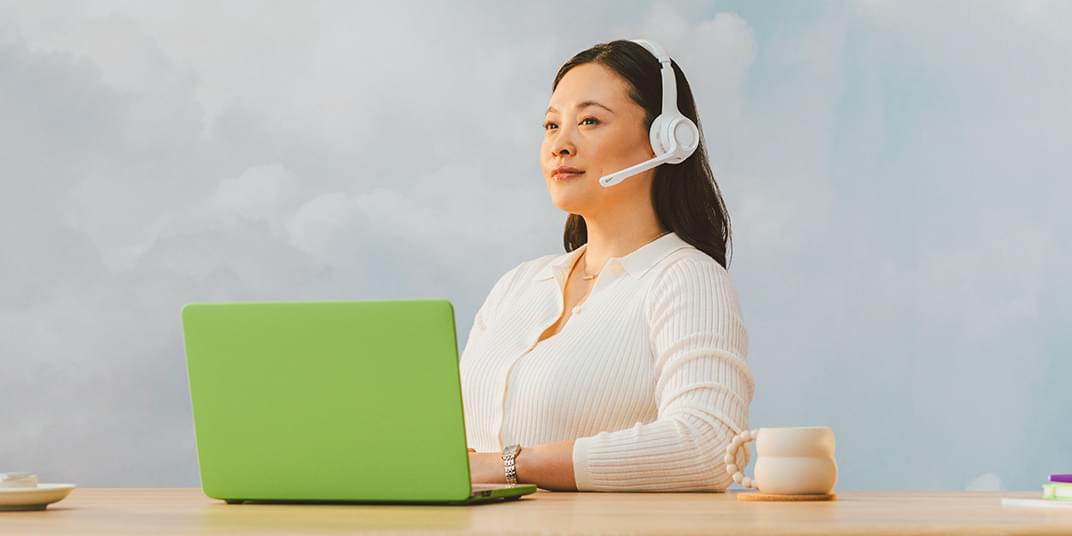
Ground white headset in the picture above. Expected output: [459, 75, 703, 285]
[599, 39, 700, 188]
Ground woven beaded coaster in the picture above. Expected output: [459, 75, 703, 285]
[737, 492, 837, 502]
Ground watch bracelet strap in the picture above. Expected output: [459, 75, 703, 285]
[502, 444, 520, 484]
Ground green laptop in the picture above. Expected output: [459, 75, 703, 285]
[181, 299, 537, 505]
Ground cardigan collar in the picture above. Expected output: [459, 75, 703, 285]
[533, 231, 693, 282]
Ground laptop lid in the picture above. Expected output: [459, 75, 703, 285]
[181, 299, 474, 503]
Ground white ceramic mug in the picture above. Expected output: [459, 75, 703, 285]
[723, 426, 838, 495]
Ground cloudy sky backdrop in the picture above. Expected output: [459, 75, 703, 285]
[1, 0, 1069, 490]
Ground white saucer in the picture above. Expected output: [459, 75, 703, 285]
[0, 484, 76, 511]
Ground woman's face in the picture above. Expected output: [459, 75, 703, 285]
[541, 63, 655, 217]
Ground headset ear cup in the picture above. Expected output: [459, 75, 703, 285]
[666, 115, 699, 164]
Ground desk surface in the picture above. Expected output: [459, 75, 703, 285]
[4, 488, 1072, 535]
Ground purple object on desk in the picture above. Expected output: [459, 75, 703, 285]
[1051, 474, 1072, 483]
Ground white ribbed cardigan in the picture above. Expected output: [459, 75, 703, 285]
[459, 232, 754, 492]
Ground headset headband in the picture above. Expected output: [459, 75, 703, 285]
[630, 39, 678, 119]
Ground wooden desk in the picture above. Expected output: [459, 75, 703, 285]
[4, 488, 1071, 535]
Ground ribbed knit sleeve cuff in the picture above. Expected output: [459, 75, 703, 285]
[572, 435, 596, 491]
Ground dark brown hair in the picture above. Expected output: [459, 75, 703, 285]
[553, 40, 733, 268]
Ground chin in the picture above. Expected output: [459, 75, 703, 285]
[549, 194, 589, 215]
[547, 176, 598, 211]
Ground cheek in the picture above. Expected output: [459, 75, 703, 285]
[590, 127, 633, 160]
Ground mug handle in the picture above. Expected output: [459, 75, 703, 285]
[724, 428, 759, 489]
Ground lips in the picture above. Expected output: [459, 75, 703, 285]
[552, 166, 585, 181]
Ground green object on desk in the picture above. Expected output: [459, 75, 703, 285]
[1042, 482, 1072, 500]
[181, 299, 534, 504]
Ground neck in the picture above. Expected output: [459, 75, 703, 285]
[578, 204, 665, 278]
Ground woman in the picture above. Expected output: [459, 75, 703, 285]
[460, 40, 754, 492]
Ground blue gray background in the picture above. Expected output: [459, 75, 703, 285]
[1, 1, 1068, 490]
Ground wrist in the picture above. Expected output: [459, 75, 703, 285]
[513, 444, 537, 485]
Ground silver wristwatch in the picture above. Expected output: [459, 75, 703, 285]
[502, 444, 522, 485]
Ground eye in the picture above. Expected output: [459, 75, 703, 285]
[581, 117, 599, 126]
[543, 121, 557, 130]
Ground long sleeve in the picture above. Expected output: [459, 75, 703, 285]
[571, 258, 755, 492]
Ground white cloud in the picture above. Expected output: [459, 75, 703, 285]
[285, 191, 367, 261]
[208, 164, 301, 228]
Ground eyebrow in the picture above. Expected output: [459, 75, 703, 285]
[545, 101, 615, 114]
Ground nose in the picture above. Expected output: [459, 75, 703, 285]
[549, 126, 576, 158]
[552, 142, 574, 158]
